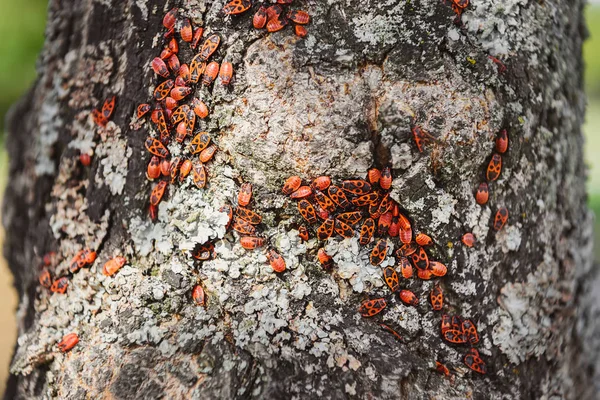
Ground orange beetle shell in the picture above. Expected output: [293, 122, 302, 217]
[334, 219, 354, 239]
[314, 190, 336, 212]
[253, 6, 268, 29]
[316, 219, 334, 240]
[238, 183, 253, 206]
[317, 248, 334, 268]
[464, 348, 487, 374]
[39, 269, 52, 288]
[312, 176, 331, 191]
[51, 277, 69, 294]
[68, 250, 86, 273]
[199, 34, 220, 61]
[160, 159, 171, 176]
[179, 159, 193, 181]
[189, 55, 206, 83]
[267, 249, 286, 273]
[296, 25, 309, 39]
[476, 182, 489, 205]
[151, 57, 170, 78]
[223, 0, 252, 15]
[145, 137, 169, 158]
[486, 153, 502, 181]
[282, 176, 302, 195]
[168, 54, 180, 73]
[410, 246, 429, 270]
[383, 266, 399, 292]
[399, 290, 419, 306]
[378, 211, 392, 236]
[236, 207, 262, 225]
[240, 236, 266, 249]
[192, 242, 215, 261]
[219, 62, 233, 85]
[164, 96, 177, 110]
[171, 104, 188, 125]
[82, 249, 97, 264]
[103, 256, 127, 276]
[358, 298, 387, 317]
[79, 153, 92, 167]
[380, 167, 392, 190]
[193, 162, 207, 189]
[430, 261, 448, 277]
[180, 18, 192, 42]
[341, 179, 372, 195]
[298, 199, 318, 224]
[266, 5, 283, 20]
[101, 96, 116, 120]
[57, 333, 79, 352]
[137, 103, 151, 118]
[496, 129, 508, 154]
[298, 225, 309, 241]
[315, 205, 330, 221]
[461, 232, 476, 247]
[369, 239, 388, 266]
[200, 144, 218, 163]
[192, 98, 209, 118]
[290, 186, 313, 199]
[397, 243, 417, 257]
[400, 257, 413, 279]
[192, 284, 206, 306]
[328, 185, 349, 208]
[171, 86, 192, 101]
[430, 286, 443, 311]
[417, 268, 433, 280]
[494, 207, 508, 231]
[352, 192, 379, 207]
[359, 218, 375, 245]
[388, 217, 400, 237]
[337, 211, 362, 226]
[397, 213, 411, 230]
[167, 37, 178, 54]
[189, 132, 211, 154]
[191, 27, 204, 49]
[288, 10, 310, 24]
[202, 61, 220, 86]
[399, 228, 412, 245]
[150, 181, 167, 206]
[462, 319, 479, 344]
[163, 8, 177, 29]
[367, 168, 381, 184]
[266, 17, 288, 33]
[415, 233, 433, 246]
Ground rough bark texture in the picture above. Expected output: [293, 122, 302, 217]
[3, 0, 597, 399]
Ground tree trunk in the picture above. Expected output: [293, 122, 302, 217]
[3, 0, 597, 398]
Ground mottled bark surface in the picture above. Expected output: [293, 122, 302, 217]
[3, 0, 597, 399]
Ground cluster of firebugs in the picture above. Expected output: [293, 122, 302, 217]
[283, 159, 491, 375]
[48, 0, 496, 376]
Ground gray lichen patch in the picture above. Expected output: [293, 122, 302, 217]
[94, 122, 132, 196]
[493, 260, 574, 365]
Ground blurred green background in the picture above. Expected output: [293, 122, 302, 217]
[0, 0, 600, 395]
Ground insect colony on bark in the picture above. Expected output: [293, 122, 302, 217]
[45, 1, 498, 378]
[284, 164, 487, 375]
[223, 0, 311, 37]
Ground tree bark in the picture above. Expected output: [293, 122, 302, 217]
[3, 0, 597, 399]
